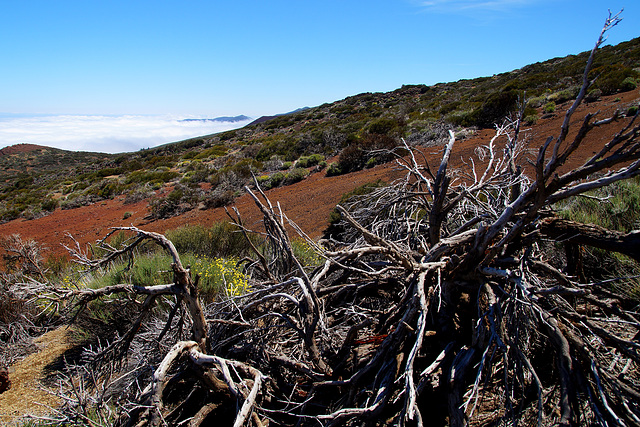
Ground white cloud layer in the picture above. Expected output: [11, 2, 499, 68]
[0, 114, 253, 154]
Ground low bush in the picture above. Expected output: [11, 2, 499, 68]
[367, 117, 404, 135]
[283, 167, 309, 185]
[556, 176, 640, 296]
[548, 86, 579, 104]
[585, 88, 602, 103]
[40, 197, 59, 212]
[291, 238, 323, 267]
[620, 76, 638, 91]
[256, 171, 285, 190]
[471, 89, 520, 128]
[86, 251, 247, 302]
[543, 101, 556, 113]
[126, 170, 179, 185]
[204, 188, 238, 208]
[192, 145, 227, 160]
[558, 176, 640, 233]
[331, 133, 398, 176]
[295, 154, 325, 168]
[149, 185, 202, 219]
[590, 64, 640, 95]
[526, 95, 546, 108]
[165, 222, 255, 259]
[325, 162, 342, 177]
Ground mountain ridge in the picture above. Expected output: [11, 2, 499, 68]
[179, 115, 251, 123]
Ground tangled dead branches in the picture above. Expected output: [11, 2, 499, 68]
[15, 11, 640, 427]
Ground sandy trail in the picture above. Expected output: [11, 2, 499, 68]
[0, 327, 76, 425]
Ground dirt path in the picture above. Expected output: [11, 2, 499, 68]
[0, 327, 76, 425]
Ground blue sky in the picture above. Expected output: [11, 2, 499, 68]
[0, 0, 637, 152]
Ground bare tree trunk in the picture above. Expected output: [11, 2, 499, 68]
[541, 216, 640, 262]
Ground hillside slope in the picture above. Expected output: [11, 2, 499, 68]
[0, 88, 637, 258]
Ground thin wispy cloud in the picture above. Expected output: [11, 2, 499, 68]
[417, 0, 537, 13]
[0, 114, 253, 154]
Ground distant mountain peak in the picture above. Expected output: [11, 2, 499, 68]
[248, 107, 310, 126]
[179, 115, 251, 123]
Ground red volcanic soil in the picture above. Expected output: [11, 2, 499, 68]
[0, 90, 638, 258]
[0, 164, 403, 258]
[0, 143, 49, 156]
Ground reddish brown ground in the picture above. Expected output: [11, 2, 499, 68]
[0, 90, 637, 258]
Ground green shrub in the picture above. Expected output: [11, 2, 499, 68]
[256, 171, 285, 190]
[126, 170, 179, 185]
[96, 181, 123, 199]
[523, 114, 539, 125]
[326, 162, 342, 177]
[590, 64, 640, 95]
[165, 222, 255, 258]
[527, 96, 546, 108]
[557, 176, 640, 233]
[283, 167, 309, 185]
[445, 109, 477, 127]
[620, 77, 638, 92]
[296, 154, 325, 168]
[548, 87, 579, 104]
[193, 145, 227, 160]
[365, 157, 378, 168]
[543, 102, 556, 114]
[472, 89, 520, 128]
[204, 189, 238, 208]
[182, 254, 249, 299]
[368, 117, 403, 135]
[41, 197, 59, 212]
[291, 238, 323, 267]
[149, 185, 201, 219]
[627, 105, 639, 117]
[86, 251, 247, 301]
[585, 89, 602, 103]
[88, 251, 172, 290]
[555, 176, 640, 299]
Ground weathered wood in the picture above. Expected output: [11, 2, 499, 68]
[541, 216, 640, 262]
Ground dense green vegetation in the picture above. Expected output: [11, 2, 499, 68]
[556, 176, 640, 298]
[1, 37, 639, 222]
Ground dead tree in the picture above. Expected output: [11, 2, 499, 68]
[19, 10, 640, 426]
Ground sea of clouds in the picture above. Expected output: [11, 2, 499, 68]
[0, 114, 254, 154]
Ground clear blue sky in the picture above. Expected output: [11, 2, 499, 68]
[0, 1, 637, 130]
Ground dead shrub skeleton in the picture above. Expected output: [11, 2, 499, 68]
[10, 11, 640, 426]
